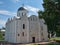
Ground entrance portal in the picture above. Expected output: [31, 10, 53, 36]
[32, 37, 35, 43]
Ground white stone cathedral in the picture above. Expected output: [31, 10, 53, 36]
[5, 7, 48, 43]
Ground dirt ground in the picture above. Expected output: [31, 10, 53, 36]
[0, 41, 53, 45]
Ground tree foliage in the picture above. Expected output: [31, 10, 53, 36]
[0, 31, 3, 40]
[38, 0, 60, 36]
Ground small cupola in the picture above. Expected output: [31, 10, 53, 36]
[17, 6, 28, 17]
[18, 7, 26, 11]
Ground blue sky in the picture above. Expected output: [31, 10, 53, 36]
[0, 0, 44, 28]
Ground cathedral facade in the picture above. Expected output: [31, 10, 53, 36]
[5, 7, 48, 43]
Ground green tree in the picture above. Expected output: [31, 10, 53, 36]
[0, 30, 3, 40]
[38, 0, 60, 36]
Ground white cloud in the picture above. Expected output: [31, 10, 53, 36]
[12, 0, 20, 3]
[0, 10, 16, 16]
[0, 1, 4, 4]
[24, 5, 40, 13]
[0, 10, 16, 28]
[15, 0, 19, 2]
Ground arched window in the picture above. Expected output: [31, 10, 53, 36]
[22, 13, 23, 16]
[23, 24, 25, 29]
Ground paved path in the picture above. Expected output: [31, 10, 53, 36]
[0, 41, 55, 45]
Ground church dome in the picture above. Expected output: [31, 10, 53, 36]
[18, 7, 26, 11]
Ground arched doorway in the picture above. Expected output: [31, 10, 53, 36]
[32, 37, 35, 43]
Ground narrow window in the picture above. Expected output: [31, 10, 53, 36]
[22, 32, 24, 36]
[41, 32, 43, 36]
[3, 34, 5, 36]
[22, 13, 23, 16]
[43, 38, 44, 40]
[23, 24, 25, 29]
[18, 34, 20, 36]
[31, 18, 32, 21]
[42, 38, 44, 40]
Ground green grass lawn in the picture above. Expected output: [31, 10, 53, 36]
[34, 43, 60, 45]
[50, 37, 60, 41]
[46, 43, 60, 45]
